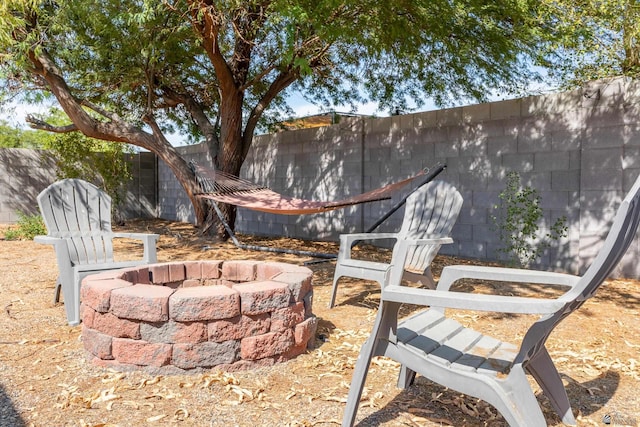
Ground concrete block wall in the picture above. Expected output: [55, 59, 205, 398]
[153, 76, 640, 277]
[0, 148, 57, 222]
[121, 151, 158, 219]
[157, 144, 213, 223]
[0, 148, 158, 224]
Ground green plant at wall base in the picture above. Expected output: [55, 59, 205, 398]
[491, 171, 568, 267]
[3, 212, 46, 241]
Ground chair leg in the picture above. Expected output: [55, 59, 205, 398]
[492, 366, 548, 427]
[527, 348, 577, 426]
[329, 275, 341, 308]
[60, 272, 81, 326]
[342, 303, 392, 426]
[397, 365, 417, 389]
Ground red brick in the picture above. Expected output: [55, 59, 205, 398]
[119, 266, 150, 284]
[279, 343, 307, 360]
[234, 281, 290, 315]
[81, 270, 125, 283]
[208, 313, 270, 342]
[204, 279, 235, 287]
[140, 320, 206, 344]
[272, 272, 313, 302]
[221, 260, 257, 281]
[169, 285, 239, 321]
[168, 262, 186, 282]
[81, 304, 96, 327]
[270, 302, 305, 332]
[255, 262, 286, 280]
[294, 316, 318, 348]
[303, 290, 313, 318]
[148, 264, 169, 284]
[172, 341, 240, 369]
[81, 278, 132, 312]
[240, 329, 294, 360]
[201, 261, 222, 279]
[110, 284, 174, 321]
[259, 263, 311, 279]
[112, 338, 172, 367]
[92, 312, 140, 339]
[82, 326, 113, 360]
[182, 279, 201, 288]
[184, 261, 202, 280]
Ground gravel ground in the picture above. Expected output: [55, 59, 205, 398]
[0, 219, 638, 427]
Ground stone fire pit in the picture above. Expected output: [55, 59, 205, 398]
[80, 260, 316, 373]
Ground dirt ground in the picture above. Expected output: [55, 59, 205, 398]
[0, 219, 638, 427]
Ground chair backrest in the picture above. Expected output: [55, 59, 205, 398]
[37, 179, 115, 265]
[396, 180, 463, 273]
[519, 174, 640, 365]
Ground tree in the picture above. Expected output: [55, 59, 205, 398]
[0, 113, 132, 212]
[0, 120, 43, 147]
[0, 0, 550, 238]
[538, 0, 640, 88]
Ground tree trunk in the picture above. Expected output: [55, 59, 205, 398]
[209, 89, 246, 239]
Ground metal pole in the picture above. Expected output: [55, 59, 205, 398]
[365, 162, 446, 233]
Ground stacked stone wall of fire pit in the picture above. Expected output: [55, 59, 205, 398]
[80, 260, 317, 372]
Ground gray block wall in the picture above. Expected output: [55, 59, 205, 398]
[157, 76, 640, 278]
[157, 144, 213, 223]
[0, 148, 158, 223]
[0, 148, 57, 222]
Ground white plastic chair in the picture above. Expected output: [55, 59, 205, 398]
[342, 174, 640, 426]
[329, 180, 463, 308]
[35, 179, 158, 325]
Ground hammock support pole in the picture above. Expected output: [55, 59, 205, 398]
[302, 163, 446, 265]
[209, 201, 337, 259]
[365, 163, 446, 233]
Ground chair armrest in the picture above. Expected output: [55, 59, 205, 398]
[34, 235, 74, 275]
[437, 265, 580, 292]
[337, 232, 398, 261]
[112, 232, 159, 241]
[34, 235, 63, 245]
[383, 285, 566, 315]
[401, 237, 453, 246]
[112, 233, 159, 263]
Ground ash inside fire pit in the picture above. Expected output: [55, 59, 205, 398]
[80, 260, 316, 373]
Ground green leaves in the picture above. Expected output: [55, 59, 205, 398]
[492, 171, 568, 268]
[537, 0, 640, 87]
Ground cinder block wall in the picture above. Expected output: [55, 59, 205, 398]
[0, 148, 57, 222]
[0, 149, 158, 223]
[159, 76, 640, 277]
[157, 144, 213, 223]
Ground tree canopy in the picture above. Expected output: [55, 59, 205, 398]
[0, 0, 564, 236]
[538, 0, 640, 88]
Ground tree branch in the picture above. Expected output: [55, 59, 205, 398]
[161, 84, 221, 160]
[242, 68, 298, 157]
[188, 0, 237, 96]
[25, 116, 77, 133]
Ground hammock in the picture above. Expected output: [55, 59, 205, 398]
[193, 164, 429, 215]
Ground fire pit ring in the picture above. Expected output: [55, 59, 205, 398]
[80, 260, 316, 373]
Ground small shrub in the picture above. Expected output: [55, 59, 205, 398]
[3, 213, 46, 240]
[491, 171, 568, 267]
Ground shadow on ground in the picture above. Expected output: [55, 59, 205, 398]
[0, 383, 25, 427]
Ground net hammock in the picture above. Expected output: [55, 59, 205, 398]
[192, 164, 428, 215]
